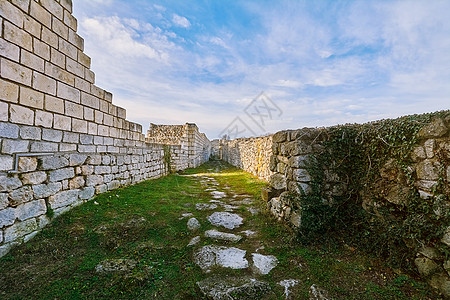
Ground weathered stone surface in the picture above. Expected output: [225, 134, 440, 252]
[95, 259, 137, 273]
[21, 171, 47, 185]
[1, 139, 29, 154]
[211, 191, 226, 199]
[49, 167, 75, 182]
[205, 229, 242, 242]
[442, 227, 450, 247]
[18, 157, 38, 172]
[9, 186, 33, 206]
[40, 156, 69, 170]
[269, 174, 286, 190]
[187, 217, 201, 231]
[69, 154, 87, 166]
[86, 175, 103, 186]
[69, 176, 85, 189]
[415, 257, 439, 277]
[3, 218, 38, 243]
[0, 193, 8, 210]
[48, 189, 80, 209]
[416, 160, 440, 180]
[188, 236, 201, 247]
[251, 253, 278, 275]
[0, 122, 19, 139]
[207, 212, 243, 230]
[79, 187, 95, 200]
[0, 176, 22, 192]
[194, 245, 248, 270]
[0, 207, 15, 227]
[196, 203, 218, 211]
[15, 199, 46, 221]
[197, 275, 272, 300]
[0, 155, 13, 171]
[33, 182, 62, 199]
[292, 168, 311, 182]
[418, 118, 447, 138]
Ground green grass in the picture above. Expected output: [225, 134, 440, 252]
[0, 160, 441, 299]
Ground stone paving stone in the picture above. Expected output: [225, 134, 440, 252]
[207, 212, 243, 230]
[204, 229, 242, 242]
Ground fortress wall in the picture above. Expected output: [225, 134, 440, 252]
[0, 0, 210, 257]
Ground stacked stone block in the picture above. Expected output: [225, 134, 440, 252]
[0, 0, 211, 258]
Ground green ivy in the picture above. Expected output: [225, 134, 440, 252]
[295, 110, 449, 270]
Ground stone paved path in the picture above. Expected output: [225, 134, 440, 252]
[178, 165, 308, 300]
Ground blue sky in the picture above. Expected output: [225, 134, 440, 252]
[73, 0, 450, 139]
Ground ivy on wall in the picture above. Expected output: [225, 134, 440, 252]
[296, 110, 449, 270]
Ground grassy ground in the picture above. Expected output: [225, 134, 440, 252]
[0, 160, 441, 299]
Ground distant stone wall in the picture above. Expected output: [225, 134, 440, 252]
[214, 136, 273, 181]
[0, 0, 210, 258]
[147, 123, 211, 170]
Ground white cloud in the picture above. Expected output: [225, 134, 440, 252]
[172, 14, 191, 28]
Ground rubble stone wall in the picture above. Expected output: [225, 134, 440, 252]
[0, 0, 210, 257]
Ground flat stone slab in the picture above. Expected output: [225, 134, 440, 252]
[207, 212, 243, 230]
[187, 217, 201, 231]
[95, 259, 137, 273]
[196, 203, 218, 211]
[241, 230, 257, 237]
[188, 236, 201, 247]
[194, 245, 248, 270]
[251, 253, 278, 275]
[211, 191, 226, 199]
[205, 229, 242, 242]
[231, 198, 254, 205]
[178, 212, 193, 220]
[197, 275, 272, 300]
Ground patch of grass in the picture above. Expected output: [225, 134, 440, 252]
[0, 160, 441, 299]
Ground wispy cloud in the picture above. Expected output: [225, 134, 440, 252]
[74, 0, 450, 138]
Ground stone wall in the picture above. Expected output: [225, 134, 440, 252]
[214, 114, 450, 296]
[213, 136, 273, 181]
[0, 0, 210, 258]
[147, 123, 211, 170]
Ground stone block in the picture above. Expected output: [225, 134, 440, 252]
[59, 143, 77, 152]
[80, 165, 94, 176]
[50, 47, 65, 68]
[0, 176, 22, 192]
[81, 92, 99, 109]
[60, 0, 73, 13]
[40, 156, 69, 170]
[85, 69, 95, 83]
[45, 62, 74, 86]
[65, 101, 83, 119]
[11, 0, 30, 12]
[54, 114, 71, 131]
[4, 21, 32, 51]
[24, 14, 41, 38]
[84, 107, 94, 121]
[10, 104, 34, 125]
[64, 10, 77, 30]
[48, 189, 80, 209]
[75, 77, 90, 93]
[66, 57, 84, 78]
[20, 126, 41, 140]
[4, 218, 39, 243]
[0, 193, 8, 210]
[0, 0, 24, 27]
[58, 82, 81, 103]
[72, 119, 88, 134]
[95, 184, 108, 194]
[21, 171, 47, 185]
[52, 17, 68, 39]
[86, 175, 103, 186]
[1, 59, 32, 86]
[0, 79, 19, 103]
[33, 182, 62, 199]
[68, 29, 84, 50]
[49, 167, 74, 182]
[44, 95, 64, 113]
[88, 122, 98, 135]
[35, 110, 53, 128]
[418, 118, 447, 138]
[86, 155, 101, 165]
[0, 156, 13, 171]
[424, 139, 435, 158]
[33, 38, 50, 61]
[30, 0, 51, 28]
[269, 174, 286, 190]
[292, 168, 311, 182]
[0, 207, 16, 228]
[80, 134, 93, 145]
[59, 38, 77, 60]
[30, 141, 58, 152]
[78, 51, 91, 68]
[416, 160, 440, 181]
[62, 132, 79, 144]
[69, 154, 87, 166]
[442, 227, 450, 247]
[79, 187, 95, 200]
[0, 38, 20, 61]
[415, 257, 439, 277]
[272, 131, 287, 143]
[0, 122, 19, 139]
[9, 186, 33, 206]
[69, 176, 85, 189]
[42, 129, 63, 142]
[20, 50, 44, 73]
[15, 199, 46, 221]
[18, 157, 37, 172]
[19, 87, 44, 109]
[1, 139, 29, 154]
